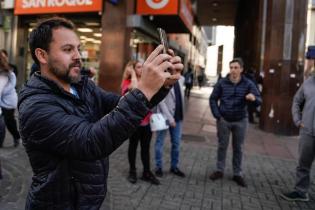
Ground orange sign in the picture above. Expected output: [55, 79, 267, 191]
[14, 0, 103, 15]
[137, 0, 178, 15]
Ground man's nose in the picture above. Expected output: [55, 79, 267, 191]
[73, 49, 81, 60]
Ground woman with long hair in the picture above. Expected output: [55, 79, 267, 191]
[121, 60, 160, 185]
[0, 50, 20, 146]
[0, 53, 10, 148]
[0, 51, 18, 178]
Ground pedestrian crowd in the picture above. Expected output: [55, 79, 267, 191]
[0, 16, 314, 209]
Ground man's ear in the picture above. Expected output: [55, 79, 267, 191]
[35, 48, 48, 64]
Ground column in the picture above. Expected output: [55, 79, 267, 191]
[260, 0, 308, 135]
[98, 1, 135, 93]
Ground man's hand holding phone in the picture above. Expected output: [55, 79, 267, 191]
[137, 45, 183, 101]
[157, 28, 183, 87]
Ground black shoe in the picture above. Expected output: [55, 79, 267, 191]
[209, 171, 224, 181]
[155, 168, 163, 177]
[170, 168, 185, 177]
[127, 171, 137, 184]
[232, 175, 247, 187]
[141, 171, 160, 185]
[280, 191, 309, 202]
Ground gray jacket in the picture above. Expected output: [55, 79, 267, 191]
[292, 75, 315, 135]
[157, 76, 185, 124]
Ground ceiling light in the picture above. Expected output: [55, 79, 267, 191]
[212, 18, 217, 22]
[93, 33, 102, 37]
[85, 38, 95, 42]
[85, 22, 100, 26]
[77, 28, 93, 33]
[212, 1, 219, 7]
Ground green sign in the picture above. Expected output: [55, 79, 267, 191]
[3, 15, 11, 32]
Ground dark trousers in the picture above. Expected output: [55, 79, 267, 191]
[0, 115, 6, 147]
[128, 125, 152, 172]
[0, 115, 4, 178]
[185, 84, 193, 98]
[216, 118, 248, 176]
[295, 133, 315, 194]
[2, 108, 20, 140]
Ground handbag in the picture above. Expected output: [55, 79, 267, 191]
[150, 113, 169, 132]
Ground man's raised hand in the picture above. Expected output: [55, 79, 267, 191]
[137, 45, 183, 101]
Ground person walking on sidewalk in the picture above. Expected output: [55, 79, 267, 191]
[184, 66, 194, 99]
[0, 51, 18, 148]
[0, 49, 20, 147]
[0, 50, 13, 178]
[18, 17, 183, 210]
[154, 76, 186, 178]
[121, 60, 160, 185]
[209, 58, 261, 187]
[280, 72, 315, 202]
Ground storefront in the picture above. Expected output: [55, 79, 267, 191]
[13, 0, 195, 92]
[125, 0, 194, 74]
[14, 0, 103, 82]
[133, 0, 194, 60]
[0, 0, 18, 69]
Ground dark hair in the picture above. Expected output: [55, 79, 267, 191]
[0, 49, 8, 57]
[29, 17, 75, 65]
[0, 52, 10, 71]
[229, 57, 244, 68]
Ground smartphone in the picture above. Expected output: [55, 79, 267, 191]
[157, 28, 169, 54]
[157, 28, 173, 74]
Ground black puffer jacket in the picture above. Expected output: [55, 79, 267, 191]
[18, 73, 168, 210]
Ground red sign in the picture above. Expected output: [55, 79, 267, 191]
[15, 0, 103, 15]
[137, 0, 178, 15]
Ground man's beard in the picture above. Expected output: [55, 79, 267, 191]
[48, 60, 82, 84]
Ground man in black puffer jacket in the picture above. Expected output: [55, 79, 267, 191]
[18, 17, 183, 210]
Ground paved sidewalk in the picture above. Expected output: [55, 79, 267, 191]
[0, 86, 314, 210]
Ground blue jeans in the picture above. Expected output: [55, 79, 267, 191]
[155, 120, 182, 170]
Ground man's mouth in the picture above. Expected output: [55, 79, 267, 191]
[69, 61, 82, 69]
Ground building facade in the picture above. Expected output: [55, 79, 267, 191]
[8, 0, 205, 93]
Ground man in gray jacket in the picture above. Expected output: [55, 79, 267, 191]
[154, 76, 186, 177]
[280, 74, 315, 201]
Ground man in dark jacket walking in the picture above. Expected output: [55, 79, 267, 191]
[209, 58, 261, 187]
[18, 17, 183, 210]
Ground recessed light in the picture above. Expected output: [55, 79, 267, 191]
[212, 1, 219, 7]
[77, 28, 93, 33]
[85, 38, 95, 42]
[85, 22, 100, 26]
[93, 33, 102, 37]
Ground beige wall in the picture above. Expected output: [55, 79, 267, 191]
[306, 2, 315, 46]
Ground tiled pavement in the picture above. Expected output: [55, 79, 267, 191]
[0, 87, 314, 210]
